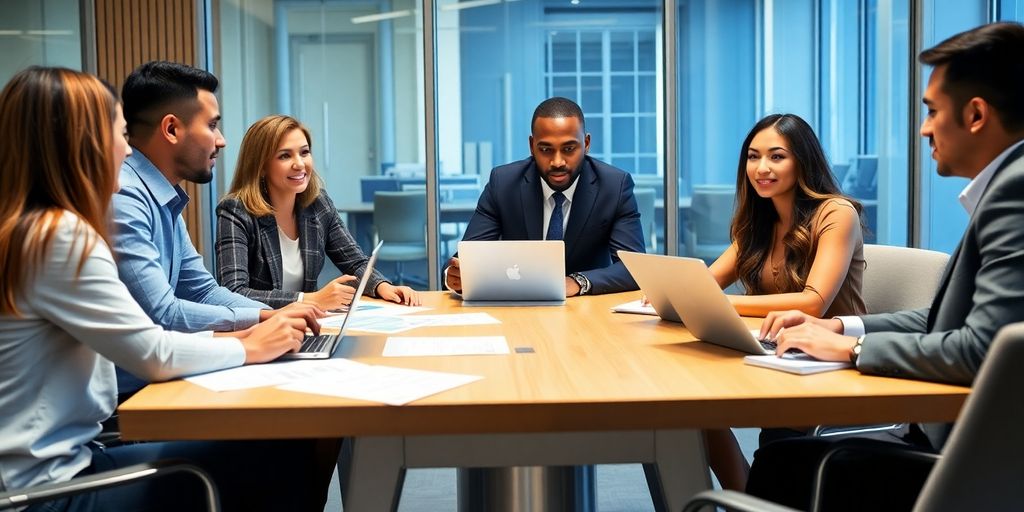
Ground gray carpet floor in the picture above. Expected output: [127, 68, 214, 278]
[325, 428, 759, 511]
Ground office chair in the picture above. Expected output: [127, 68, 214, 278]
[634, 187, 657, 252]
[372, 190, 427, 285]
[859, 244, 949, 315]
[0, 459, 220, 511]
[813, 244, 950, 440]
[684, 184, 734, 262]
[684, 321, 1024, 512]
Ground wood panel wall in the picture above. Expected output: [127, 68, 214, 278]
[94, 0, 206, 251]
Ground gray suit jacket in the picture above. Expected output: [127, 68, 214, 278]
[857, 142, 1024, 448]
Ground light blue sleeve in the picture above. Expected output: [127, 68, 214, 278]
[112, 186, 265, 333]
[36, 215, 246, 380]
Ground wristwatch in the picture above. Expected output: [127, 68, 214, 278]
[850, 335, 866, 364]
[569, 272, 591, 296]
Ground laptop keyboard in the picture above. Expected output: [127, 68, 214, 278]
[300, 334, 337, 353]
[759, 338, 778, 351]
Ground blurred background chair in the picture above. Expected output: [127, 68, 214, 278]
[684, 321, 1024, 512]
[372, 190, 427, 286]
[813, 244, 950, 440]
[684, 184, 735, 262]
[634, 187, 657, 252]
[0, 459, 220, 511]
[861, 244, 950, 314]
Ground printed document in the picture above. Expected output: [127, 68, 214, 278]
[383, 336, 510, 357]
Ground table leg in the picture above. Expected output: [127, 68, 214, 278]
[338, 436, 406, 512]
[645, 429, 711, 512]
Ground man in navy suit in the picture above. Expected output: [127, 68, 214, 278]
[444, 97, 645, 296]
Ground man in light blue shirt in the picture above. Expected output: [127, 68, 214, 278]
[113, 61, 319, 394]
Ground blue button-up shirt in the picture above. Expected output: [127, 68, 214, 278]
[113, 151, 267, 332]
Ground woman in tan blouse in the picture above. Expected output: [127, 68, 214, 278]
[706, 113, 867, 491]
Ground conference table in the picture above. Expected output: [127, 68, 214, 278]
[118, 292, 969, 511]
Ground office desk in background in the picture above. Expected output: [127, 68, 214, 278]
[118, 292, 969, 511]
[337, 202, 478, 252]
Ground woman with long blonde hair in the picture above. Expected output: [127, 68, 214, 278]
[705, 113, 867, 491]
[0, 67, 331, 511]
[217, 114, 419, 309]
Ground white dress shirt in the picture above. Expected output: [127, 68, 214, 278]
[540, 177, 579, 240]
[277, 227, 304, 293]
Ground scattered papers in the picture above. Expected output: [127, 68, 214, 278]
[744, 355, 853, 375]
[278, 366, 482, 406]
[401, 313, 501, 327]
[330, 312, 502, 334]
[345, 315, 439, 334]
[186, 358, 482, 406]
[320, 303, 432, 328]
[611, 299, 658, 316]
[383, 336, 510, 357]
[185, 358, 368, 392]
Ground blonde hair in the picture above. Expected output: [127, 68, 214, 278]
[0, 67, 118, 315]
[226, 115, 323, 216]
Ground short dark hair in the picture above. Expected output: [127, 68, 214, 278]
[531, 97, 586, 133]
[919, 21, 1024, 131]
[121, 61, 219, 137]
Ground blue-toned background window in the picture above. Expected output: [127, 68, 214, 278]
[919, 0, 989, 253]
[545, 28, 660, 176]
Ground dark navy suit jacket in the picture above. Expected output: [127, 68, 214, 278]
[459, 156, 645, 294]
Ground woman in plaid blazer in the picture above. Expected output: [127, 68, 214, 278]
[216, 115, 419, 309]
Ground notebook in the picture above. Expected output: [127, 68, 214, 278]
[278, 240, 383, 360]
[457, 240, 566, 306]
[618, 251, 778, 355]
[743, 355, 852, 375]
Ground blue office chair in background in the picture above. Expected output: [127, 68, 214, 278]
[373, 190, 427, 286]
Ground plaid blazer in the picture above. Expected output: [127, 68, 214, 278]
[215, 192, 388, 308]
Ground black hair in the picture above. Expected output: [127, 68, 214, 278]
[531, 96, 586, 133]
[919, 22, 1024, 131]
[121, 60, 219, 137]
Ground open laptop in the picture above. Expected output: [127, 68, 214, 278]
[457, 240, 566, 306]
[618, 251, 777, 355]
[279, 240, 383, 360]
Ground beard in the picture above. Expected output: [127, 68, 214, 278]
[176, 147, 216, 184]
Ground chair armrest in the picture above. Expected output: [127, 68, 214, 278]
[0, 459, 219, 511]
[810, 442, 940, 512]
[812, 423, 905, 439]
[683, 490, 802, 512]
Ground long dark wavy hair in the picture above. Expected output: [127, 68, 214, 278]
[731, 114, 862, 295]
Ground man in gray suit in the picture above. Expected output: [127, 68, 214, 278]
[747, 21, 1024, 511]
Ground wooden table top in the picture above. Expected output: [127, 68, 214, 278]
[119, 292, 969, 441]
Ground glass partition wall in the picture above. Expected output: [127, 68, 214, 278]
[211, 0, 1009, 290]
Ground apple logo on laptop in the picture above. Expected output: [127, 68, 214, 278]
[505, 264, 522, 281]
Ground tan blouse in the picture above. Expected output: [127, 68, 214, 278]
[756, 199, 867, 317]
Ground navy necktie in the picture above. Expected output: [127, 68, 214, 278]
[547, 191, 566, 241]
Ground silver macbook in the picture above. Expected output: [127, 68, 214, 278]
[279, 240, 383, 360]
[618, 251, 776, 355]
[457, 240, 566, 306]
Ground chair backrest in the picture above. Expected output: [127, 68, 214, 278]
[634, 187, 656, 252]
[373, 191, 426, 244]
[912, 322, 1024, 511]
[690, 184, 734, 244]
[862, 244, 949, 314]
